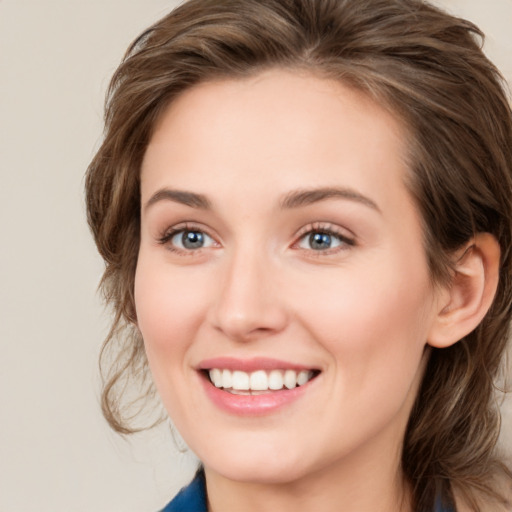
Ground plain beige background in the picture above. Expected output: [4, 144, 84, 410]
[1, 1, 511, 511]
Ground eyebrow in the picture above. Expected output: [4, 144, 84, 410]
[144, 188, 212, 211]
[144, 186, 380, 213]
[280, 187, 380, 212]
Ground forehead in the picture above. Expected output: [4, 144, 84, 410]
[141, 69, 412, 217]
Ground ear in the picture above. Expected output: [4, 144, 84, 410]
[427, 232, 500, 348]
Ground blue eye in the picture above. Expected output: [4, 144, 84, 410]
[309, 232, 334, 250]
[297, 230, 350, 251]
[169, 229, 215, 250]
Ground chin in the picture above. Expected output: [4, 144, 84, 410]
[199, 437, 317, 485]
[211, 459, 310, 485]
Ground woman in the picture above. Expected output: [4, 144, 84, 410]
[85, 0, 512, 510]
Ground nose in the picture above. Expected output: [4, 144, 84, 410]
[209, 248, 289, 342]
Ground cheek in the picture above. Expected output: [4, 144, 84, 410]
[134, 255, 210, 361]
[289, 255, 434, 385]
[133, 254, 218, 425]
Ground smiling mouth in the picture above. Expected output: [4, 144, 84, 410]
[204, 368, 321, 395]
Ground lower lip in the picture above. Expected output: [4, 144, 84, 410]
[199, 373, 316, 416]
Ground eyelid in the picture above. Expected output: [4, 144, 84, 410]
[155, 221, 355, 256]
[292, 222, 356, 253]
[157, 222, 220, 253]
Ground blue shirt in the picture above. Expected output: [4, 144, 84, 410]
[160, 470, 207, 512]
[160, 470, 455, 512]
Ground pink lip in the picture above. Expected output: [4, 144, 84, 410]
[197, 363, 319, 417]
[197, 357, 315, 372]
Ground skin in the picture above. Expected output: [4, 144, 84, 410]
[134, 69, 490, 512]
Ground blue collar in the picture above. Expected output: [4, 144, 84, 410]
[435, 496, 456, 512]
[160, 469, 207, 512]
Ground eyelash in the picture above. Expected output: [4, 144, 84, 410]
[157, 222, 355, 256]
[293, 222, 355, 255]
[157, 223, 217, 256]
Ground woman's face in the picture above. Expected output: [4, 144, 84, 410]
[135, 70, 443, 485]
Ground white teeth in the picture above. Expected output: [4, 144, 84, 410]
[232, 370, 250, 390]
[284, 370, 297, 389]
[250, 370, 268, 391]
[208, 368, 315, 391]
[268, 369, 284, 390]
[297, 370, 310, 386]
[211, 368, 222, 388]
[221, 369, 232, 389]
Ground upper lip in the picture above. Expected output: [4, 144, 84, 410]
[197, 357, 319, 372]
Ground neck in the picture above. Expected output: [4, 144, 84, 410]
[204, 436, 412, 512]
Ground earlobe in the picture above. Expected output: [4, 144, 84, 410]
[427, 233, 500, 349]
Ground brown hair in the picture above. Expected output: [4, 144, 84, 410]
[85, 0, 512, 509]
